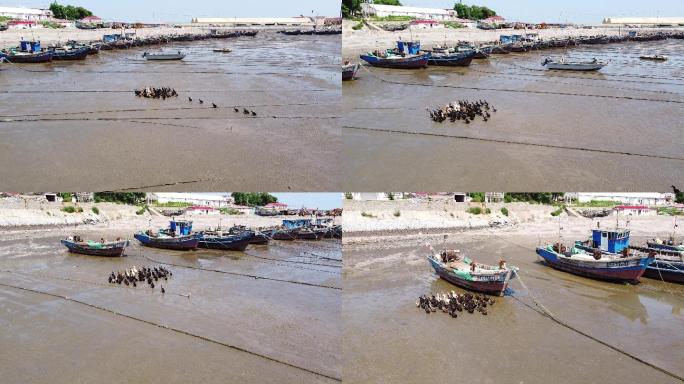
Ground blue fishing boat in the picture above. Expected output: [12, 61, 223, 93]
[633, 219, 684, 283]
[360, 40, 430, 69]
[61, 236, 129, 257]
[134, 220, 199, 250]
[198, 230, 255, 251]
[230, 225, 272, 244]
[2, 41, 53, 63]
[50, 46, 89, 61]
[537, 227, 653, 283]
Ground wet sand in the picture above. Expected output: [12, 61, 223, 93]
[343, 217, 684, 384]
[343, 38, 684, 191]
[0, 31, 341, 191]
[0, 224, 341, 383]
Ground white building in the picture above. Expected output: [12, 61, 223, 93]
[185, 205, 220, 215]
[603, 17, 684, 25]
[350, 193, 405, 201]
[361, 4, 453, 21]
[0, 6, 52, 21]
[613, 205, 656, 216]
[410, 19, 443, 29]
[575, 192, 673, 206]
[149, 193, 234, 208]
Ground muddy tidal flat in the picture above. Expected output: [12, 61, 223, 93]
[0, 30, 341, 191]
[343, 37, 684, 191]
[0, 226, 341, 383]
[343, 221, 684, 384]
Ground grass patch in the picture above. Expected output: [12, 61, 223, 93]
[468, 207, 482, 215]
[371, 16, 415, 22]
[500, 207, 509, 216]
[136, 205, 148, 215]
[352, 21, 364, 30]
[485, 208, 491, 214]
[76, 206, 83, 213]
[657, 207, 684, 216]
[220, 208, 242, 215]
[551, 205, 566, 216]
[393, 210, 401, 217]
[91, 207, 99, 215]
[443, 21, 464, 28]
[361, 211, 376, 218]
[344, 192, 353, 200]
[153, 201, 193, 207]
[61, 206, 76, 213]
[572, 200, 618, 208]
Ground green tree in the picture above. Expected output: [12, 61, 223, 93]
[373, 0, 402, 5]
[231, 193, 278, 206]
[453, 3, 496, 20]
[50, 1, 93, 20]
[342, 0, 363, 18]
[94, 192, 145, 205]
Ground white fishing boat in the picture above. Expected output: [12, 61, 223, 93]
[542, 57, 606, 71]
[639, 55, 668, 61]
[212, 48, 232, 53]
[142, 51, 186, 61]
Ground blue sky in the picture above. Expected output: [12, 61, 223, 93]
[271, 193, 341, 210]
[9, 0, 340, 22]
[403, 0, 684, 24]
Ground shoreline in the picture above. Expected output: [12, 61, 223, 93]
[342, 20, 684, 56]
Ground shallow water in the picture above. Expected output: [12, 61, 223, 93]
[343, 39, 684, 191]
[0, 31, 341, 191]
[343, 233, 684, 384]
[0, 230, 341, 383]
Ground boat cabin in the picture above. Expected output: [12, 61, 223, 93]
[19, 40, 41, 53]
[282, 219, 312, 229]
[169, 220, 193, 236]
[396, 40, 421, 55]
[590, 228, 631, 253]
[499, 35, 513, 44]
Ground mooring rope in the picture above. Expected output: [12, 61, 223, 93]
[0, 280, 341, 382]
[512, 272, 684, 382]
[242, 250, 342, 268]
[137, 253, 341, 291]
[342, 125, 684, 162]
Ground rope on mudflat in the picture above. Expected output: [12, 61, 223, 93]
[512, 273, 684, 383]
[342, 125, 684, 162]
[359, 65, 684, 105]
[137, 253, 342, 291]
[1, 115, 341, 123]
[242, 250, 342, 269]
[0, 102, 331, 119]
[0, 280, 341, 382]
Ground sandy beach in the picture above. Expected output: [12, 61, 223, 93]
[0, 196, 342, 383]
[342, 198, 684, 383]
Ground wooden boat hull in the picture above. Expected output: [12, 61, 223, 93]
[642, 260, 684, 283]
[3, 51, 53, 63]
[61, 239, 129, 257]
[536, 247, 652, 282]
[51, 48, 89, 61]
[143, 53, 186, 61]
[342, 64, 359, 81]
[544, 62, 605, 71]
[646, 241, 684, 253]
[198, 232, 254, 251]
[272, 229, 297, 241]
[360, 53, 430, 69]
[428, 51, 474, 67]
[427, 256, 513, 296]
[134, 233, 199, 250]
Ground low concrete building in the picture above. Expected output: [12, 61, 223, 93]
[410, 19, 443, 29]
[361, 4, 453, 21]
[576, 192, 673, 206]
[0, 6, 52, 21]
[150, 193, 234, 208]
[485, 192, 505, 203]
[186, 205, 220, 215]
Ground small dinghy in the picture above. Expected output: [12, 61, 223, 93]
[212, 48, 232, 53]
[639, 55, 668, 61]
[142, 51, 186, 61]
[61, 236, 129, 257]
[542, 57, 606, 71]
[427, 244, 518, 296]
[342, 62, 360, 81]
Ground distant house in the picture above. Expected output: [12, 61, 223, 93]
[150, 193, 234, 208]
[410, 19, 442, 29]
[361, 4, 453, 21]
[186, 205, 220, 215]
[7, 20, 40, 29]
[79, 15, 102, 24]
[0, 6, 52, 21]
[614, 205, 655, 216]
[256, 202, 288, 216]
[52, 18, 75, 28]
[576, 193, 673, 206]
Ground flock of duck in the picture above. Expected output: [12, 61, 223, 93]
[134, 87, 178, 99]
[428, 99, 496, 124]
[416, 291, 496, 318]
[108, 265, 172, 292]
